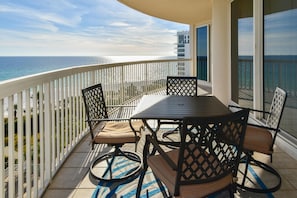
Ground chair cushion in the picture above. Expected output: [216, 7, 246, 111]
[92, 120, 142, 144]
[243, 125, 273, 155]
[148, 149, 233, 198]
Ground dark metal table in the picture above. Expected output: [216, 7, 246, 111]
[131, 95, 231, 143]
[132, 95, 230, 120]
[132, 95, 232, 197]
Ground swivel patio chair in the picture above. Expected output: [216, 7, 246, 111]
[229, 87, 287, 193]
[161, 76, 197, 143]
[137, 109, 249, 198]
[82, 83, 144, 181]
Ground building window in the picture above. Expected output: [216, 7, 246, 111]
[196, 25, 209, 81]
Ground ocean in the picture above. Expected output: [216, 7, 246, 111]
[0, 56, 166, 82]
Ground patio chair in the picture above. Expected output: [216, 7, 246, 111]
[229, 87, 287, 193]
[166, 76, 198, 96]
[137, 109, 249, 198]
[82, 83, 144, 181]
[161, 76, 197, 143]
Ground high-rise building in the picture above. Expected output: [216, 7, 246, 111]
[177, 31, 190, 75]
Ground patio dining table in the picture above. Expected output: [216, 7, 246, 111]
[131, 95, 231, 143]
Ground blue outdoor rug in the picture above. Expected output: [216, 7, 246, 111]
[91, 155, 275, 198]
[92, 169, 168, 198]
[91, 155, 168, 198]
[90, 156, 231, 198]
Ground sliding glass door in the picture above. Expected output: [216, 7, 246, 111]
[264, 0, 297, 136]
[231, 0, 297, 138]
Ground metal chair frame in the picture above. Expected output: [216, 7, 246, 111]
[137, 110, 249, 198]
[229, 87, 287, 193]
[166, 76, 198, 96]
[82, 83, 143, 182]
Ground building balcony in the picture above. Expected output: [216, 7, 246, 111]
[0, 59, 297, 197]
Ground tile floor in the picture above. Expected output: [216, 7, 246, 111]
[42, 128, 297, 198]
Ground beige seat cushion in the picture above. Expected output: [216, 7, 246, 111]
[148, 149, 233, 198]
[243, 125, 273, 155]
[92, 120, 143, 144]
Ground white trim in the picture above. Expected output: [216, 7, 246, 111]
[190, 24, 196, 76]
[253, 0, 264, 117]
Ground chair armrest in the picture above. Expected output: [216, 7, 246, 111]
[228, 105, 270, 115]
[144, 135, 178, 170]
[107, 105, 137, 119]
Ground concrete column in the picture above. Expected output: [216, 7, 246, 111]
[211, 0, 229, 105]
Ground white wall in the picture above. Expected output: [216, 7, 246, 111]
[211, 0, 229, 105]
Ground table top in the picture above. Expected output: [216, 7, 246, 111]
[131, 95, 231, 120]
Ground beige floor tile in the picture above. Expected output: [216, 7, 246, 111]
[272, 152, 297, 169]
[49, 167, 89, 189]
[278, 169, 297, 190]
[42, 189, 76, 198]
[273, 190, 297, 198]
[77, 172, 99, 189]
[72, 188, 96, 198]
[235, 190, 268, 198]
[278, 179, 295, 191]
[63, 152, 94, 168]
[72, 136, 92, 153]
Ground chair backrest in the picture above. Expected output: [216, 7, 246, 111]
[82, 84, 108, 139]
[266, 87, 287, 130]
[175, 110, 249, 194]
[166, 76, 197, 96]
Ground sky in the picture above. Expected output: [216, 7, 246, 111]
[0, 0, 189, 56]
[238, 8, 297, 56]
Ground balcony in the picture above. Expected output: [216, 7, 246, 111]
[1, 59, 297, 197]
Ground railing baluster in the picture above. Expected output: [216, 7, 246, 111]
[65, 77, 69, 154]
[0, 99, 4, 198]
[32, 86, 38, 197]
[74, 75, 78, 139]
[25, 89, 31, 197]
[8, 95, 15, 198]
[56, 79, 61, 164]
[39, 84, 44, 189]
[60, 78, 65, 158]
[44, 82, 51, 184]
[17, 92, 24, 197]
[70, 75, 75, 145]
[50, 81, 56, 171]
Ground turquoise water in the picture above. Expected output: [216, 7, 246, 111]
[0, 56, 165, 82]
[0, 56, 111, 81]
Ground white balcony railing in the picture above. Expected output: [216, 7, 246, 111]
[0, 59, 191, 198]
